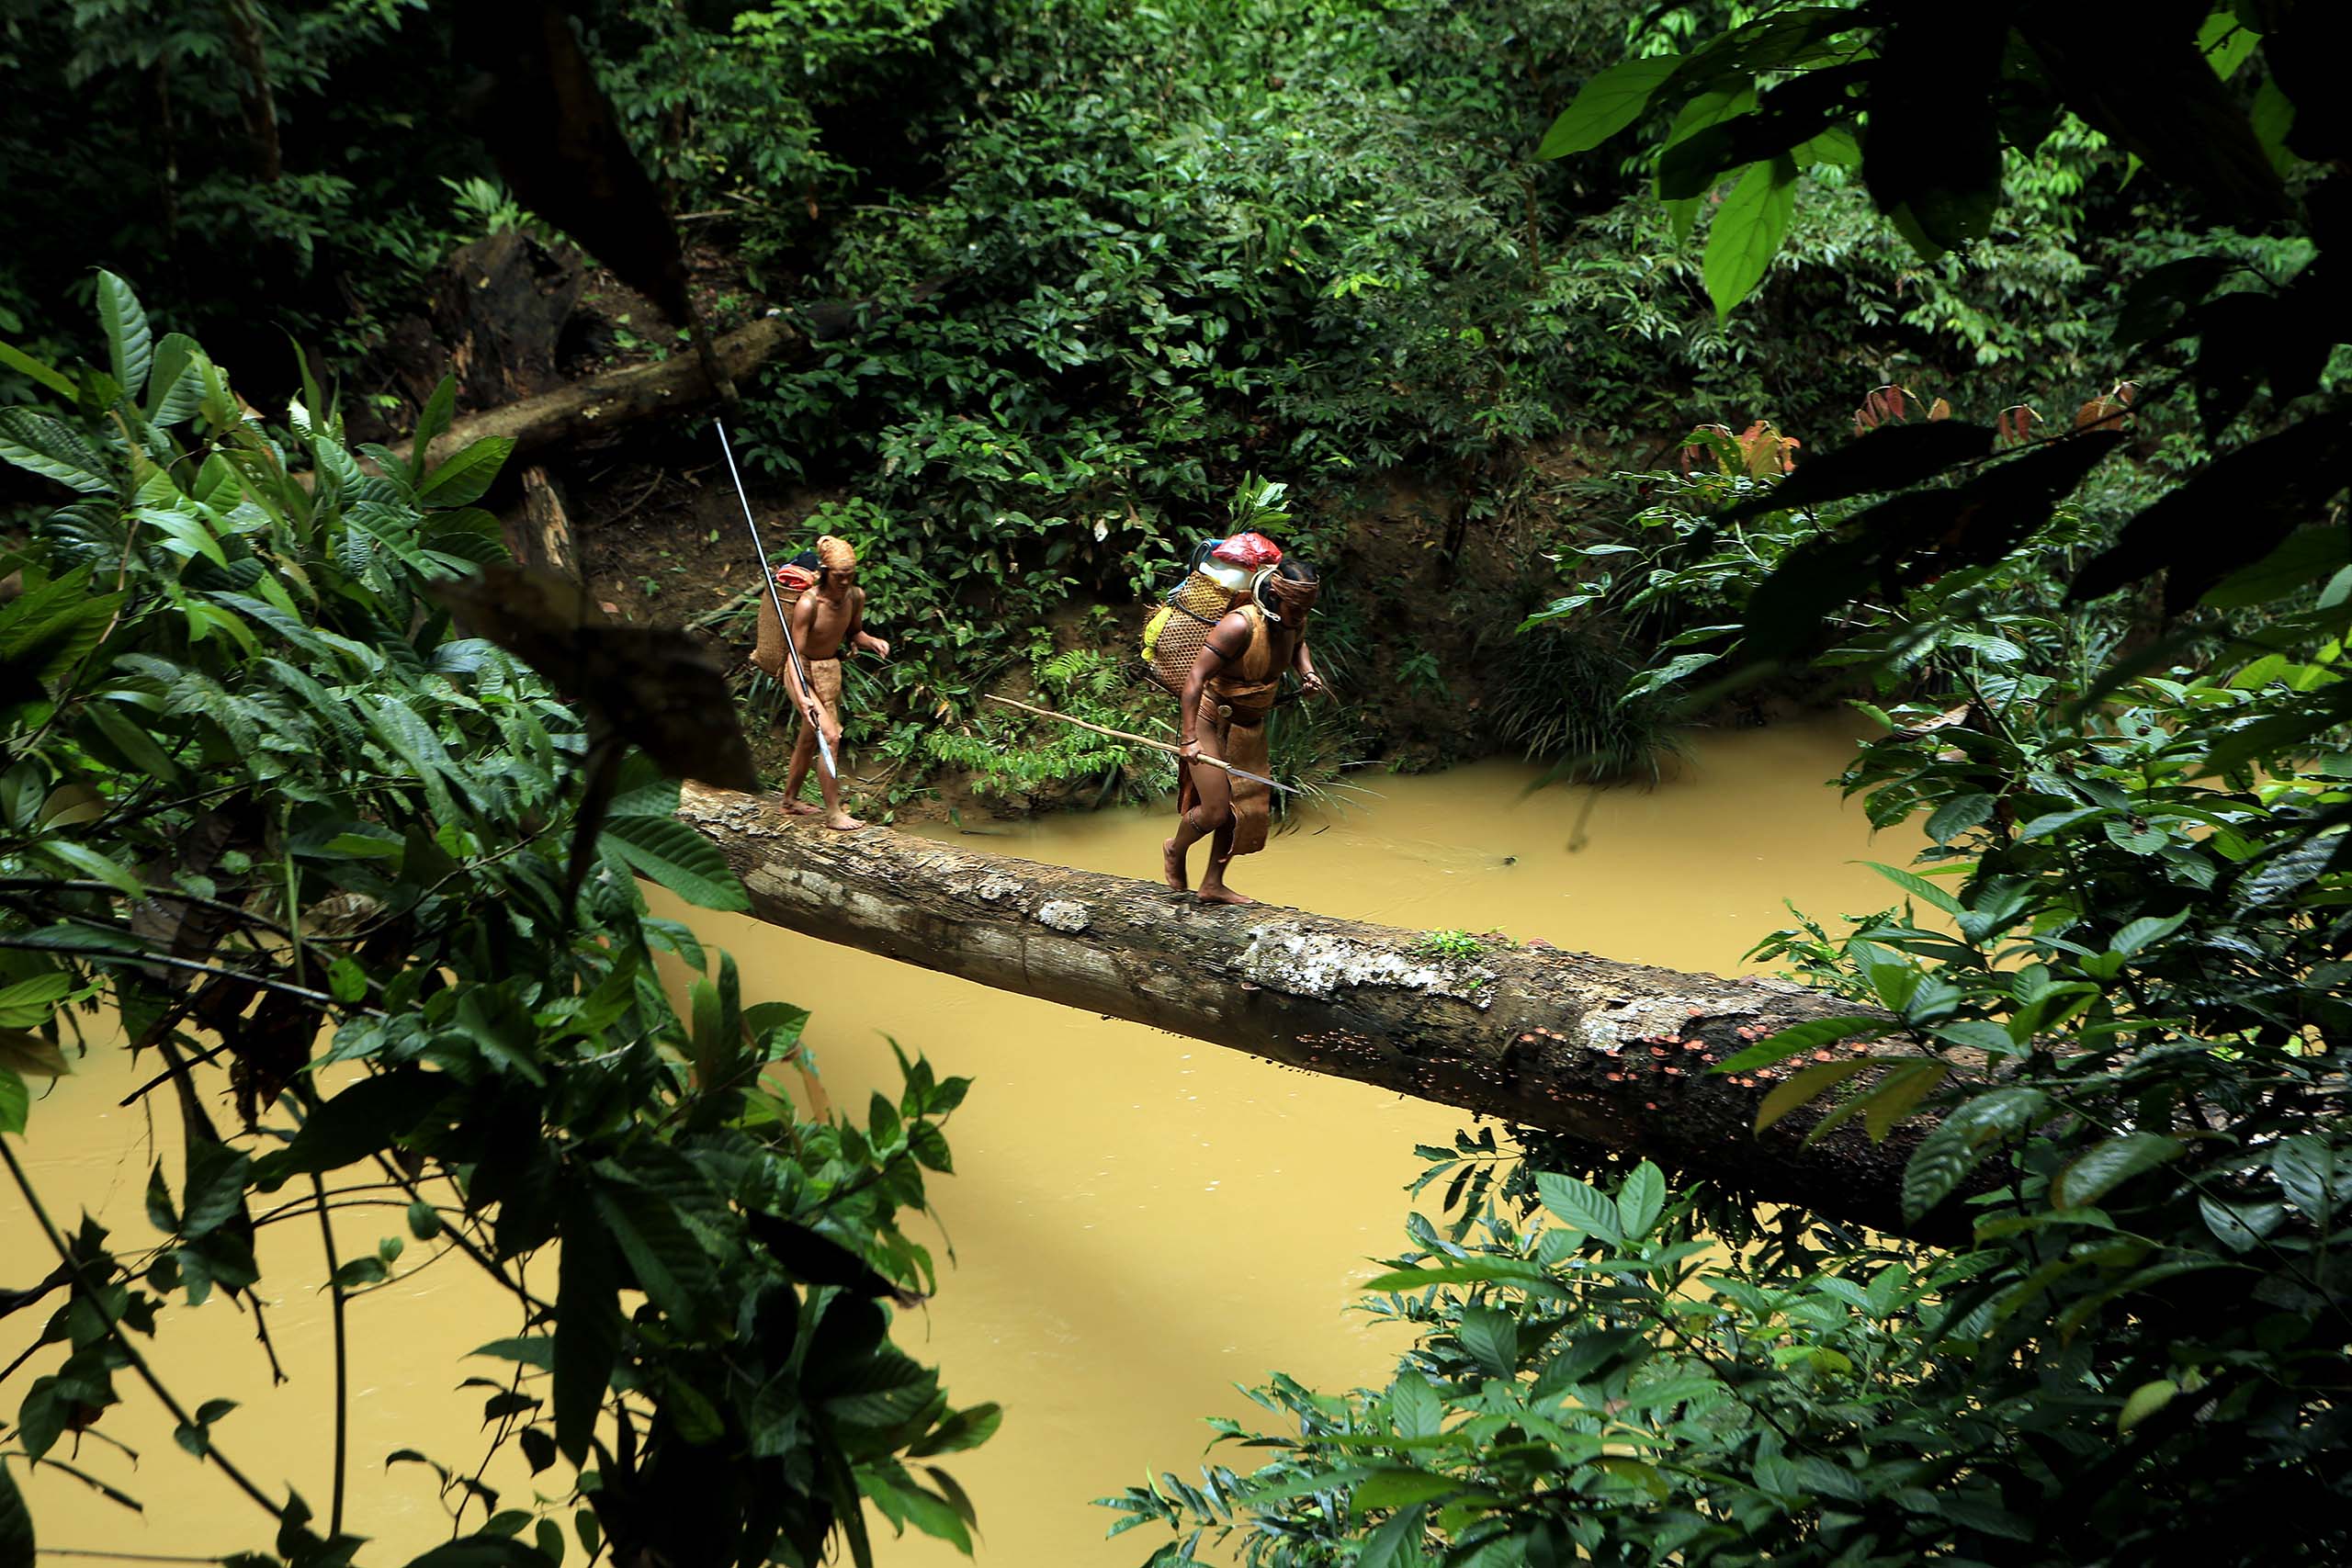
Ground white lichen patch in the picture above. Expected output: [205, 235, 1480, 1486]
[972, 874, 1026, 904]
[1236, 927, 1497, 1009]
[1035, 899, 1091, 933]
[1577, 993, 1770, 1053]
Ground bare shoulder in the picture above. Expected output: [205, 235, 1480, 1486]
[1206, 608, 1253, 651]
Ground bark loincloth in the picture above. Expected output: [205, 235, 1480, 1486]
[802, 656, 842, 723]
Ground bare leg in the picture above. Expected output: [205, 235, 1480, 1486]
[1172, 738, 1249, 903]
[814, 716, 865, 830]
[1190, 717, 1251, 903]
[780, 724, 820, 814]
[1170, 803, 1228, 895]
[1197, 814, 1251, 905]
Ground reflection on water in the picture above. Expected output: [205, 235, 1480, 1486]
[4, 718, 1909, 1564]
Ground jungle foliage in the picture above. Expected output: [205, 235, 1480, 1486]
[0, 0, 491, 382]
[3, 0, 2190, 788]
[1110, 4, 2352, 1565]
[0, 282, 991, 1566]
[8, 3, 2350, 1565]
[631, 0, 2174, 779]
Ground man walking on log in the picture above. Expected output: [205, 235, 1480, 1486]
[754, 534, 889, 829]
[1165, 559, 1325, 904]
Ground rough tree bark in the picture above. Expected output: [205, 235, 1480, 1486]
[514, 466, 581, 579]
[677, 787, 1930, 1236]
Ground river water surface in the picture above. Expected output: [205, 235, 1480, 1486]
[6, 718, 1914, 1564]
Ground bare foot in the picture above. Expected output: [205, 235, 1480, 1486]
[825, 812, 869, 831]
[782, 799, 822, 817]
[1196, 881, 1254, 906]
[1162, 838, 1189, 892]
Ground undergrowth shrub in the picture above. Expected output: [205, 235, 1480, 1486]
[1487, 620, 1679, 784]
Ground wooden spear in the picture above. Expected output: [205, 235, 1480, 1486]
[983, 694, 1300, 795]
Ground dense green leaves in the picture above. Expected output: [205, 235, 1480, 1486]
[0, 297, 985, 1562]
[1122, 7, 2352, 1563]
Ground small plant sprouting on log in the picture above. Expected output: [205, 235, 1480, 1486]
[1414, 929, 1485, 963]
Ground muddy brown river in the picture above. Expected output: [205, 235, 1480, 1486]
[5, 718, 1914, 1563]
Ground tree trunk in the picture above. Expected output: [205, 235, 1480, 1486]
[514, 465, 580, 579]
[676, 787, 1934, 1236]
[405, 317, 800, 473]
[218, 0, 282, 183]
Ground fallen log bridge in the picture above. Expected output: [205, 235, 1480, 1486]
[679, 787, 1920, 1235]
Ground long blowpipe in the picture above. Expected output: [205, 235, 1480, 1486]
[984, 694, 1298, 795]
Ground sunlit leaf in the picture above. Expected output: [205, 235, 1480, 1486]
[1702, 155, 1795, 320]
[1537, 55, 1683, 159]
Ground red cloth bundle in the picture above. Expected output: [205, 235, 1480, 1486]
[1211, 532, 1283, 569]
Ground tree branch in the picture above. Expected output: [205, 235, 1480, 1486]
[0, 1136, 285, 1523]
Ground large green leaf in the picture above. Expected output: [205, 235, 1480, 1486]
[553, 1189, 620, 1468]
[1754, 1057, 1871, 1134]
[1456, 1305, 1518, 1379]
[0, 340, 76, 401]
[1716, 1014, 1887, 1074]
[907, 1402, 1001, 1458]
[0, 411, 112, 493]
[1615, 1161, 1667, 1239]
[0, 565, 121, 683]
[1365, 1261, 1560, 1293]
[591, 1177, 718, 1329]
[820, 1348, 936, 1428]
[144, 333, 209, 425]
[96, 272, 153, 400]
[417, 435, 516, 508]
[0, 1067, 27, 1134]
[2054, 1132, 2186, 1210]
[599, 814, 749, 910]
[1860, 1058, 1951, 1143]
[407, 374, 458, 486]
[1350, 1468, 1463, 1517]
[1901, 1087, 2051, 1221]
[261, 1068, 452, 1182]
[134, 504, 229, 569]
[1862, 861, 1965, 917]
[1537, 55, 1683, 159]
[1388, 1370, 1442, 1439]
[397, 1538, 554, 1568]
[363, 695, 461, 824]
[1703, 155, 1796, 320]
[1535, 1171, 1621, 1242]
[0, 1031, 69, 1080]
[1924, 792, 1996, 844]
